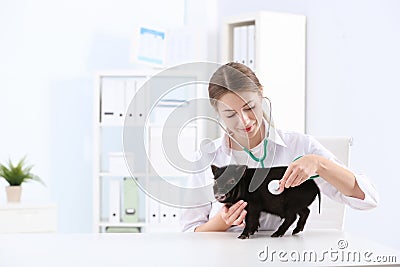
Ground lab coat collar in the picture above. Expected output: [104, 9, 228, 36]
[268, 124, 287, 148]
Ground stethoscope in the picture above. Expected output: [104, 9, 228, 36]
[216, 123, 270, 169]
[216, 97, 319, 195]
[216, 96, 272, 169]
[267, 155, 320, 195]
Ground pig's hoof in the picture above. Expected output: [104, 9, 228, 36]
[292, 227, 303, 235]
[238, 234, 249, 239]
[271, 231, 283, 238]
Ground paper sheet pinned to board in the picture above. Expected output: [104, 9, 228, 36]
[136, 27, 167, 66]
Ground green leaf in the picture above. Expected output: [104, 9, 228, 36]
[0, 157, 45, 186]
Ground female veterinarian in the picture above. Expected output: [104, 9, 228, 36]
[180, 62, 378, 233]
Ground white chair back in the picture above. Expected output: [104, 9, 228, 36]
[305, 136, 352, 231]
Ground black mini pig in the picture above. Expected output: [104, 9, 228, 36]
[211, 165, 321, 239]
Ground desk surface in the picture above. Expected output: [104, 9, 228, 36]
[0, 230, 398, 267]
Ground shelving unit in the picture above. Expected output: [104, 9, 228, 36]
[93, 69, 212, 233]
[221, 11, 307, 133]
[93, 71, 147, 233]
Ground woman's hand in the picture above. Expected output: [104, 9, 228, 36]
[220, 200, 247, 227]
[279, 155, 320, 192]
[194, 200, 248, 232]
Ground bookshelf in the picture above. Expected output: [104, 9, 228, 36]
[93, 69, 212, 233]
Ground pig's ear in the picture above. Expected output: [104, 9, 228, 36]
[211, 165, 219, 176]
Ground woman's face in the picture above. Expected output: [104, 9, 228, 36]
[216, 90, 264, 141]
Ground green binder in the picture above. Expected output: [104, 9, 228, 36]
[123, 177, 139, 223]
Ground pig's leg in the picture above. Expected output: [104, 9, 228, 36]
[271, 213, 297, 237]
[292, 207, 310, 235]
[238, 207, 261, 239]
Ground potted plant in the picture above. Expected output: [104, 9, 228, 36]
[0, 157, 45, 203]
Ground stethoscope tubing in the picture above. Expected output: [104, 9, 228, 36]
[216, 96, 319, 179]
[217, 97, 272, 168]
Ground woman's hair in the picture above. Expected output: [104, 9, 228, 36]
[208, 62, 263, 108]
[208, 62, 273, 126]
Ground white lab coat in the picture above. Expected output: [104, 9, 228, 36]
[180, 125, 379, 233]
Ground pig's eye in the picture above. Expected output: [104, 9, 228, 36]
[227, 178, 236, 185]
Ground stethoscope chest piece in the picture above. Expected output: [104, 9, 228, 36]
[268, 180, 282, 195]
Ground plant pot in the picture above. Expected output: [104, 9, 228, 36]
[5, 186, 22, 203]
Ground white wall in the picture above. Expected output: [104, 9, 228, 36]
[217, 0, 400, 249]
[0, 0, 184, 232]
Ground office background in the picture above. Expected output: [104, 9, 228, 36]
[0, 0, 398, 250]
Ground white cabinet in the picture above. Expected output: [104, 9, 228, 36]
[93, 70, 206, 233]
[221, 11, 306, 133]
[0, 204, 57, 233]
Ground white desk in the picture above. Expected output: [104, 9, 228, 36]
[0, 230, 398, 267]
